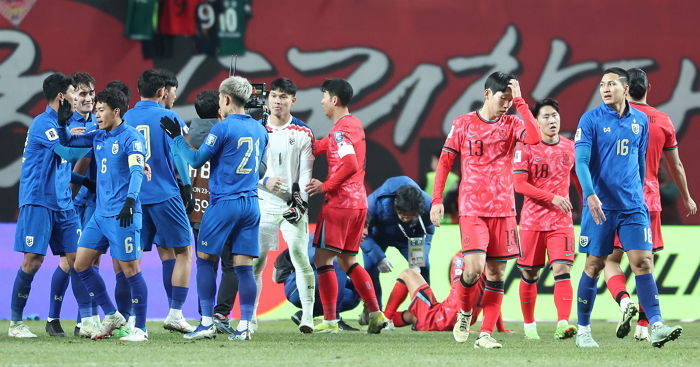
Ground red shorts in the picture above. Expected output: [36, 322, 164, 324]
[313, 206, 367, 255]
[408, 284, 458, 331]
[613, 211, 663, 252]
[516, 228, 575, 270]
[459, 216, 519, 260]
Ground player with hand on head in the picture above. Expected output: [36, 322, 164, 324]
[254, 78, 316, 333]
[603, 68, 697, 342]
[162, 75, 268, 341]
[512, 98, 577, 340]
[306, 78, 389, 334]
[55, 87, 149, 342]
[430, 72, 541, 349]
[574, 67, 682, 348]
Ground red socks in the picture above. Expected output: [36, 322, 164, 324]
[480, 280, 505, 334]
[391, 311, 407, 327]
[553, 274, 573, 321]
[519, 278, 538, 324]
[606, 274, 630, 303]
[384, 279, 408, 320]
[347, 264, 380, 312]
[317, 265, 338, 321]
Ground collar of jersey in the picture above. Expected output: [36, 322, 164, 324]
[476, 110, 500, 124]
[542, 137, 560, 145]
[135, 100, 163, 108]
[71, 111, 93, 123]
[268, 116, 294, 131]
[602, 100, 631, 118]
[45, 104, 58, 118]
[105, 122, 127, 136]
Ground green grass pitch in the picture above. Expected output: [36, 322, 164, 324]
[2, 320, 699, 366]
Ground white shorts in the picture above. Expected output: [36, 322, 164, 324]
[259, 211, 308, 253]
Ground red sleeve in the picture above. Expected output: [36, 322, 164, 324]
[513, 173, 555, 202]
[514, 97, 541, 145]
[312, 136, 328, 156]
[321, 154, 358, 193]
[431, 149, 457, 205]
[664, 115, 678, 149]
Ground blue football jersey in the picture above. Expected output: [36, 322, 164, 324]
[124, 100, 186, 205]
[68, 112, 97, 207]
[575, 102, 648, 210]
[199, 114, 268, 203]
[91, 123, 146, 216]
[19, 105, 74, 211]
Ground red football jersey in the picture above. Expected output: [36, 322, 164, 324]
[321, 115, 367, 209]
[630, 102, 678, 212]
[158, 0, 198, 36]
[443, 103, 533, 217]
[513, 137, 575, 231]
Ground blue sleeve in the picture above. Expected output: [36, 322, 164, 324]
[70, 172, 86, 185]
[574, 113, 594, 148]
[172, 135, 213, 169]
[54, 145, 90, 164]
[638, 116, 648, 185]
[575, 145, 595, 199]
[423, 194, 434, 235]
[424, 233, 433, 246]
[127, 164, 144, 200]
[56, 125, 95, 148]
[170, 147, 191, 185]
[360, 236, 386, 264]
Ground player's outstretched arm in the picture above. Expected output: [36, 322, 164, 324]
[160, 116, 213, 169]
[312, 136, 328, 156]
[575, 145, 605, 224]
[664, 149, 697, 216]
[55, 99, 95, 148]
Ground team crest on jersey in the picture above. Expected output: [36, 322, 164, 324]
[631, 123, 640, 135]
[205, 134, 217, 147]
[562, 153, 571, 166]
[25, 236, 34, 247]
[579, 236, 589, 248]
[112, 141, 119, 154]
[334, 131, 344, 142]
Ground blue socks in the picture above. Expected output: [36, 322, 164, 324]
[235, 265, 256, 322]
[576, 271, 598, 327]
[115, 272, 132, 320]
[91, 266, 101, 316]
[70, 269, 93, 319]
[49, 267, 70, 319]
[10, 269, 35, 322]
[635, 273, 662, 325]
[162, 259, 176, 306]
[77, 267, 116, 315]
[196, 257, 216, 317]
[126, 272, 148, 330]
[171, 286, 188, 310]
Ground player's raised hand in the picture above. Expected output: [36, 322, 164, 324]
[683, 196, 697, 216]
[57, 98, 73, 126]
[306, 178, 325, 197]
[508, 79, 522, 99]
[116, 197, 136, 228]
[586, 194, 606, 225]
[265, 177, 288, 194]
[551, 195, 573, 213]
[430, 203, 444, 227]
[159, 116, 182, 139]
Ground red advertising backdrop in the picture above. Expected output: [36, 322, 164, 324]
[1, 0, 699, 224]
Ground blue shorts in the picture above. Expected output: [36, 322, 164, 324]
[141, 196, 192, 251]
[79, 213, 143, 262]
[198, 197, 260, 257]
[76, 204, 96, 227]
[14, 205, 79, 255]
[579, 207, 651, 257]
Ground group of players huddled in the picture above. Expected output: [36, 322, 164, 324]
[8, 66, 695, 349]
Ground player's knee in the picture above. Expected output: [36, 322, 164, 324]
[521, 269, 539, 283]
[21, 255, 43, 275]
[461, 271, 480, 284]
[630, 256, 653, 275]
[551, 264, 571, 277]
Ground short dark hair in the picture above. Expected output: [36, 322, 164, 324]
[105, 80, 132, 102]
[71, 72, 95, 89]
[137, 69, 168, 98]
[484, 71, 515, 94]
[321, 79, 353, 107]
[96, 88, 128, 117]
[602, 67, 629, 85]
[195, 90, 219, 119]
[531, 98, 560, 118]
[42, 73, 74, 101]
[627, 68, 649, 100]
[160, 69, 178, 89]
[270, 78, 297, 96]
[394, 185, 426, 215]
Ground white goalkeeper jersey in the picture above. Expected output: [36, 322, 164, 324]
[258, 116, 314, 214]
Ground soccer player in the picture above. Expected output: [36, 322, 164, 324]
[161, 75, 268, 341]
[123, 69, 194, 334]
[430, 72, 541, 348]
[603, 68, 697, 342]
[9, 73, 93, 338]
[574, 67, 682, 348]
[306, 78, 389, 334]
[361, 176, 434, 308]
[255, 78, 316, 333]
[57, 87, 149, 342]
[512, 98, 577, 340]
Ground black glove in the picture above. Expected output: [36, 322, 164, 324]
[283, 183, 308, 224]
[82, 177, 96, 193]
[179, 184, 195, 214]
[116, 197, 136, 228]
[57, 98, 73, 127]
[160, 116, 182, 139]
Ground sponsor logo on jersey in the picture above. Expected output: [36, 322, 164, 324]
[112, 142, 119, 154]
[334, 131, 344, 142]
[603, 127, 611, 133]
[535, 157, 543, 162]
[45, 128, 58, 141]
[96, 144, 102, 150]
[25, 235, 34, 247]
[205, 134, 217, 147]
[579, 236, 589, 247]
[631, 123, 640, 134]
